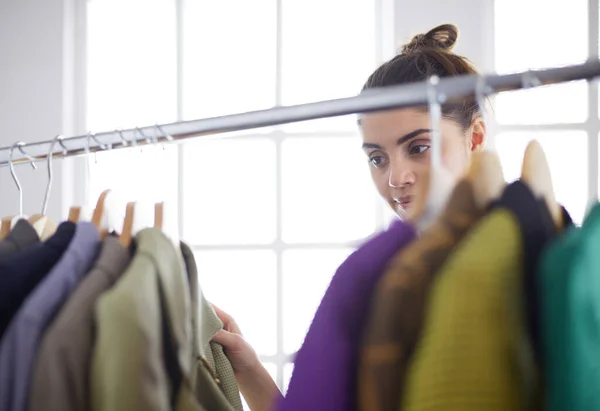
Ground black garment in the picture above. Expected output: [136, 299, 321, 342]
[493, 181, 573, 361]
[560, 205, 574, 227]
[0, 222, 75, 338]
[0, 219, 39, 260]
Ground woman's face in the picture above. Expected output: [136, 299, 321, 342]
[360, 108, 485, 219]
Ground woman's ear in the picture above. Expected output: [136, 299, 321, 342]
[469, 118, 486, 152]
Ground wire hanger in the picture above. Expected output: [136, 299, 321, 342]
[0, 142, 37, 239]
[152, 124, 175, 230]
[519, 71, 562, 228]
[29, 136, 61, 223]
[406, 76, 456, 230]
[152, 130, 164, 230]
[89, 132, 111, 237]
[28, 136, 63, 239]
[117, 132, 135, 248]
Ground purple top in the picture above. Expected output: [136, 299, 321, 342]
[0, 222, 100, 411]
[277, 220, 416, 411]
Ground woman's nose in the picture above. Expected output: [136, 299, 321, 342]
[388, 166, 416, 188]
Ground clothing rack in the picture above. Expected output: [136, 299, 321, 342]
[2, 60, 600, 168]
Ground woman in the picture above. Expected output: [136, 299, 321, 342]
[212, 23, 487, 411]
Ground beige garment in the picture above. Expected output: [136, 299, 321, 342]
[180, 243, 243, 411]
[91, 228, 201, 411]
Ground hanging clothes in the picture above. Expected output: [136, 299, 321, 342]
[357, 178, 485, 411]
[0, 222, 76, 339]
[540, 202, 600, 411]
[277, 220, 416, 411]
[90, 228, 195, 411]
[180, 243, 243, 411]
[0, 219, 39, 260]
[400, 181, 555, 411]
[27, 234, 133, 411]
[0, 222, 100, 411]
[492, 181, 572, 363]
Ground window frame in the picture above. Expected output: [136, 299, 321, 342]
[492, 0, 599, 217]
[76, 0, 392, 389]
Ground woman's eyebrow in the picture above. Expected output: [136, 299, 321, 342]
[362, 128, 431, 150]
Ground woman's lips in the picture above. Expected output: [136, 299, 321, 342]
[393, 196, 413, 210]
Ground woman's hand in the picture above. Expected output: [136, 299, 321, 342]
[211, 304, 260, 375]
[211, 305, 283, 411]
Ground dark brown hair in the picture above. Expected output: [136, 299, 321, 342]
[362, 24, 482, 130]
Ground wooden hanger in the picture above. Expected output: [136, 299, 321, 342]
[120, 202, 135, 248]
[91, 189, 112, 239]
[0, 217, 14, 240]
[68, 206, 81, 223]
[464, 150, 506, 209]
[28, 214, 44, 225]
[521, 140, 562, 228]
[154, 202, 165, 230]
[154, 202, 164, 229]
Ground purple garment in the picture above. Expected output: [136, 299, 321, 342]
[278, 220, 416, 411]
[0, 222, 100, 411]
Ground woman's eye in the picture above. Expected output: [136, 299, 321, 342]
[369, 155, 387, 168]
[409, 145, 430, 155]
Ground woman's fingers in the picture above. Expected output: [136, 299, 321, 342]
[212, 329, 243, 351]
[211, 303, 242, 335]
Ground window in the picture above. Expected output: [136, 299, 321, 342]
[493, 0, 595, 224]
[85, 0, 382, 396]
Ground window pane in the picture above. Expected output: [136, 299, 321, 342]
[240, 363, 277, 410]
[281, 136, 378, 243]
[182, 138, 277, 245]
[280, 0, 376, 131]
[87, 0, 177, 130]
[195, 250, 277, 355]
[495, 131, 588, 224]
[283, 363, 294, 394]
[494, 0, 587, 74]
[282, 248, 353, 354]
[494, 81, 588, 125]
[182, 0, 276, 119]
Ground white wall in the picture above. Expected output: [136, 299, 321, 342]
[392, 0, 495, 72]
[0, 0, 76, 220]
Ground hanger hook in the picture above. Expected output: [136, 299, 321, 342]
[57, 138, 69, 156]
[426, 75, 443, 171]
[136, 127, 149, 152]
[42, 135, 64, 215]
[116, 129, 129, 147]
[90, 132, 110, 151]
[9, 142, 36, 216]
[87, 131, 99, 164]
[154, 124, 173, 150]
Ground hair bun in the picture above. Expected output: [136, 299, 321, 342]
[402, 24, 459, 54]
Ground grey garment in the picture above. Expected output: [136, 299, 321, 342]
[28, 235, 132, 411]
[0, 222, 100, 411]
[0, 219, 39, 260]
[180, 243, 243, 411]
